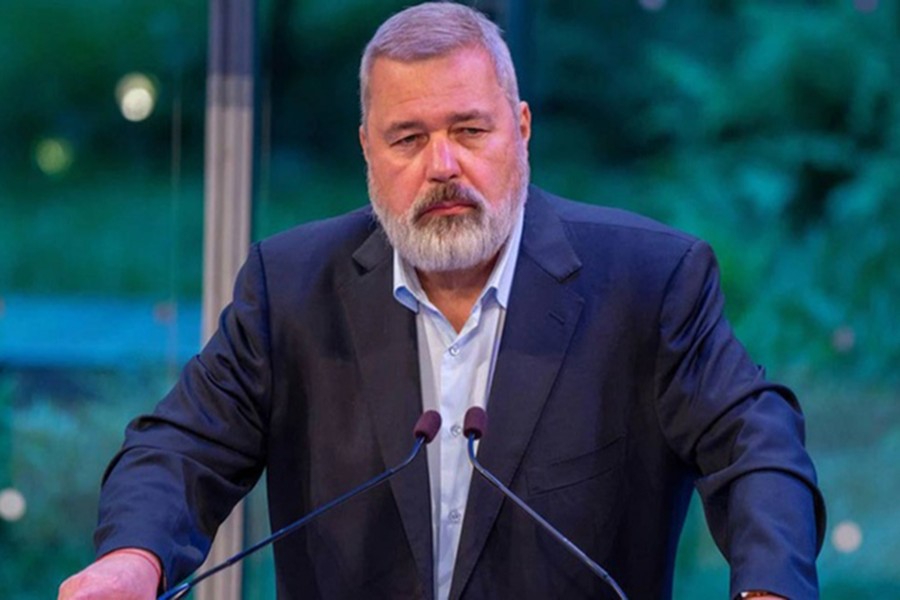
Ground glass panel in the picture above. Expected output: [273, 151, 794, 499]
[0, 2, 206, 598]
[250, 1, 900, 598]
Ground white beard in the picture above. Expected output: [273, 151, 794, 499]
[369, 148, 529, 273]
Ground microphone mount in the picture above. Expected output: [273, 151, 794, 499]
[158, 410, 442, 600]
[463, 407, 628, 600]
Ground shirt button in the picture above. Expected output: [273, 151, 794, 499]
[448, 509, 462, 524]
[448, 345, 460, 357]
[450, 424, 462, 437]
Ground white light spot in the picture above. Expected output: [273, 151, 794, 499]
[115, 72, 158, 122]
[831, 520, 863, 553]
[0, 488, 27, 522]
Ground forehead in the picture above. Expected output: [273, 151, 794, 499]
[366, 47, 508, 126]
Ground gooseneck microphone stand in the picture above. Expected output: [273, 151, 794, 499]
[464, 407, 628, 600]
[158, 410, 442, 600]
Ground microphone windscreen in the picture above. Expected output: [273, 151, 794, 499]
[414, 410, 442, 443]
[463, 406, 487, 440]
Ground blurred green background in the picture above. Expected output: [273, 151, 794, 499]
[1, 0, 898, 597]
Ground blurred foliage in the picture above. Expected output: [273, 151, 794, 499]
[2, 0, 900, 598]
[524, 0, 900, 387]
[0, 369, 174, 599]
[0, 0, 206, 172]
[0, 0, 206, 298]
[633, 2, 900, 384]
[1, 174, 203, 297]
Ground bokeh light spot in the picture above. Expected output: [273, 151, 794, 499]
[0, 488, 27, 522]
[832, 520, 863, 554]
[115, 72, 158, 122]
[34, 137, 74, 176]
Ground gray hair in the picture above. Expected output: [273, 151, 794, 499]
[359, 2, 520, 125]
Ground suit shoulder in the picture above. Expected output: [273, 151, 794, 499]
[243, 205, 384, 297]
[256, 205, 376, 259]
[539, 189, 696, 247]
[524, 187, 710, 281]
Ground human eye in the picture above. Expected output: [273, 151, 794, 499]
[391, 133, 424, 148]
[458, 126, 487, 138]
[453, 123, 492, 145]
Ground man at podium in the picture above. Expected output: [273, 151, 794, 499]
[59, 3, 824, 599]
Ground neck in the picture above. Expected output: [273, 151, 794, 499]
[417, 254, 499, 333]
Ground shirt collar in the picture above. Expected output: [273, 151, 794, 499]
[392, 204, 525, 313]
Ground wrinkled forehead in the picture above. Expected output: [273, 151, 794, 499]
[364, 42, 495, 94]
[362, 45, 517, 130]
[365, 48, 512, 124]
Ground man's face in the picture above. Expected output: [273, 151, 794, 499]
[360, 46, 531, 273]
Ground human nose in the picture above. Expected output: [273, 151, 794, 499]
[425, 136, 461, 182]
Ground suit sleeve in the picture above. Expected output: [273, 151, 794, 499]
[653, 239, 826, 600]
[93, 243, 273, 587]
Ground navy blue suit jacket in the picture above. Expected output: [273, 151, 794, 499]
[95, 187, 825, 599]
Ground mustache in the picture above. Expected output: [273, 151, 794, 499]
[413, 183, 484, 221]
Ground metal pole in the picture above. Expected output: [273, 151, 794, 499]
[197, 1, 256, 599]
[475, 0, 532, 101]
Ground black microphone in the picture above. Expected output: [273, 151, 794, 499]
[158, 410, 442, 600]
[463, 407, 628, 600]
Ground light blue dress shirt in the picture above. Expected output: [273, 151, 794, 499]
[392, 208, 525, 600]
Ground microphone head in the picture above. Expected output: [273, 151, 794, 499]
[463, 406, 487, 440]
[414, 410, 442, 443]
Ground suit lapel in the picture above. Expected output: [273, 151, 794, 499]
[450, 189, 584, 599]
[341, 228, 434, 599]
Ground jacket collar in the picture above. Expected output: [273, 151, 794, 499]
[344, 187, 585, 599]
[449, 187, 585, 598]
